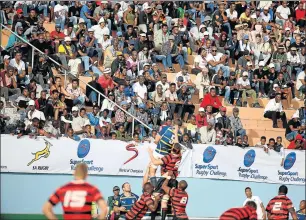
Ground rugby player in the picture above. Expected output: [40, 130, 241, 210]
[243, 187, 266, 219]
[148, 143, 182, 220]
[42, 163, 107, 220]
[125, 182, 161, 220]
[162, 171, 189, 220]
[266, 185, 297, 220]
[150, 119, 183, 187]
[220, 201, 258, 220]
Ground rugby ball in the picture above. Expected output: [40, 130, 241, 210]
[283, 152, 296, 170]
[244, 149, 256, 167]
[77, 139, 91, 158]
[203, 146, 216, 163]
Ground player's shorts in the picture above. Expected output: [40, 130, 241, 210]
[151, 151, 165, 169]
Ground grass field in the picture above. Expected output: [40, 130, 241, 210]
[0, 214, 63, 220]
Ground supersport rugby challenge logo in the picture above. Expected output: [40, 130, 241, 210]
[70, 139, 103, 172]
[278, 152, 303, 184]
[194, 146, 227, 177]
[237, 149, 267, 181]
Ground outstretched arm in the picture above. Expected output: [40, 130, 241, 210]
[142, 164, 150, 188]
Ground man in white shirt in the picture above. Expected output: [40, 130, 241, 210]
[243, 187, 266, 220]
[92, 17, 110, 43]
[226, 3, 238, 27]
[260, 7, 271, 23]
[275, 1, 291, 26]
[9, 52, 29, 86]
[264, 93, 288, 128]
[25, 100, 45, 127]
[287, 47, 302, 77]
[237, 72, 259, 108]
[132, 75, 147, 104]
[192, 50, 208, 75]
[296, 68, 305, 98]
[165, 83, 179, 119]
[54, 1, 68, 31]
[71, 106, 89, 135]
[206, 46, 230, 78]
[155, 74, 170, 93]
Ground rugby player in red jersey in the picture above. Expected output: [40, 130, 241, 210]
[42, 163, 107, 220]
[266, 185, 297, 220]
[125, 182, 161, 220]
[220, 201, 258, 220]
[162, 171, 189, 220]
[148, 143, 182, 220]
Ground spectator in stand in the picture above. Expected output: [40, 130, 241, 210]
[165, 83, 179, 120]
[65, 127, 81, 141]
[229, 107, 246, 140]
[98, 68, 116, 95]
[287, 134, 305, 150]
[211, 69, 226, 96]
[66, 79, 88, 106]
[216, 107, 232, 138]
[255, 136, 267, 149]
[192, 49, 208, 75]
[200, 87, 222, 114]
[0, 65, 21, 107]
[296, 66, 306, 99]
[185, 115, 200, 143]
[200, 118, 216, 144]
[237, 71, 260, 108]
[207, 46, 230, 78]
[196, 107, 207, 129]
[195, 67, 210, 102]
[285, 113, 302, 141]
[224, 72, 238, 106]
[264, 93, 288, 128]
[25, 99, 45, 127]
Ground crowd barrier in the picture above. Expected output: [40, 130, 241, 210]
[0, 135, 304, 185]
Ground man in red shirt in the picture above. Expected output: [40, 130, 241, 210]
[50, 24, 65, 41]
[42, 163, 107, 220]
[98, 68, 116, 95]
[220, 201, 258, 220]
[287, 134, 306, 150]
[266, 185, 297, 220]
[200, 87, 222, 113]
[195, 107, 207, 128]
[125, 183, 160, 220]
[162, 171, 189, 220]
[295, 2, 305, 26]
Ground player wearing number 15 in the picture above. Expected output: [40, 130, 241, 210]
[162, 172, 189, 220]
[42, 163, 107, 220]
[266, 185, 297, 220]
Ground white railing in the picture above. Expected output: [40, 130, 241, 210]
[0, 24, 152, 134]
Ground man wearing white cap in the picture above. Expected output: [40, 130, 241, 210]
[237, 71, 259, 107]
[260, 6, 271, 23]
[58, 37, 73, 69]
[138, 4, 153, 33]
[92, 17, 110, 43]
[25, 99, 45, 127]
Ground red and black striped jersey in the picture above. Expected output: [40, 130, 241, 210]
[48, 180, 103, 220]
[220, 206, 257, 220]
[161, 153, 182, 177]
[126, 192, 154, 220]
[266, 195, 293, 219]
[169, 188, 188, 219]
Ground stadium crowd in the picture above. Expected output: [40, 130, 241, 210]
[0, 0, 306, 149]
[0, 1, 306, 220]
